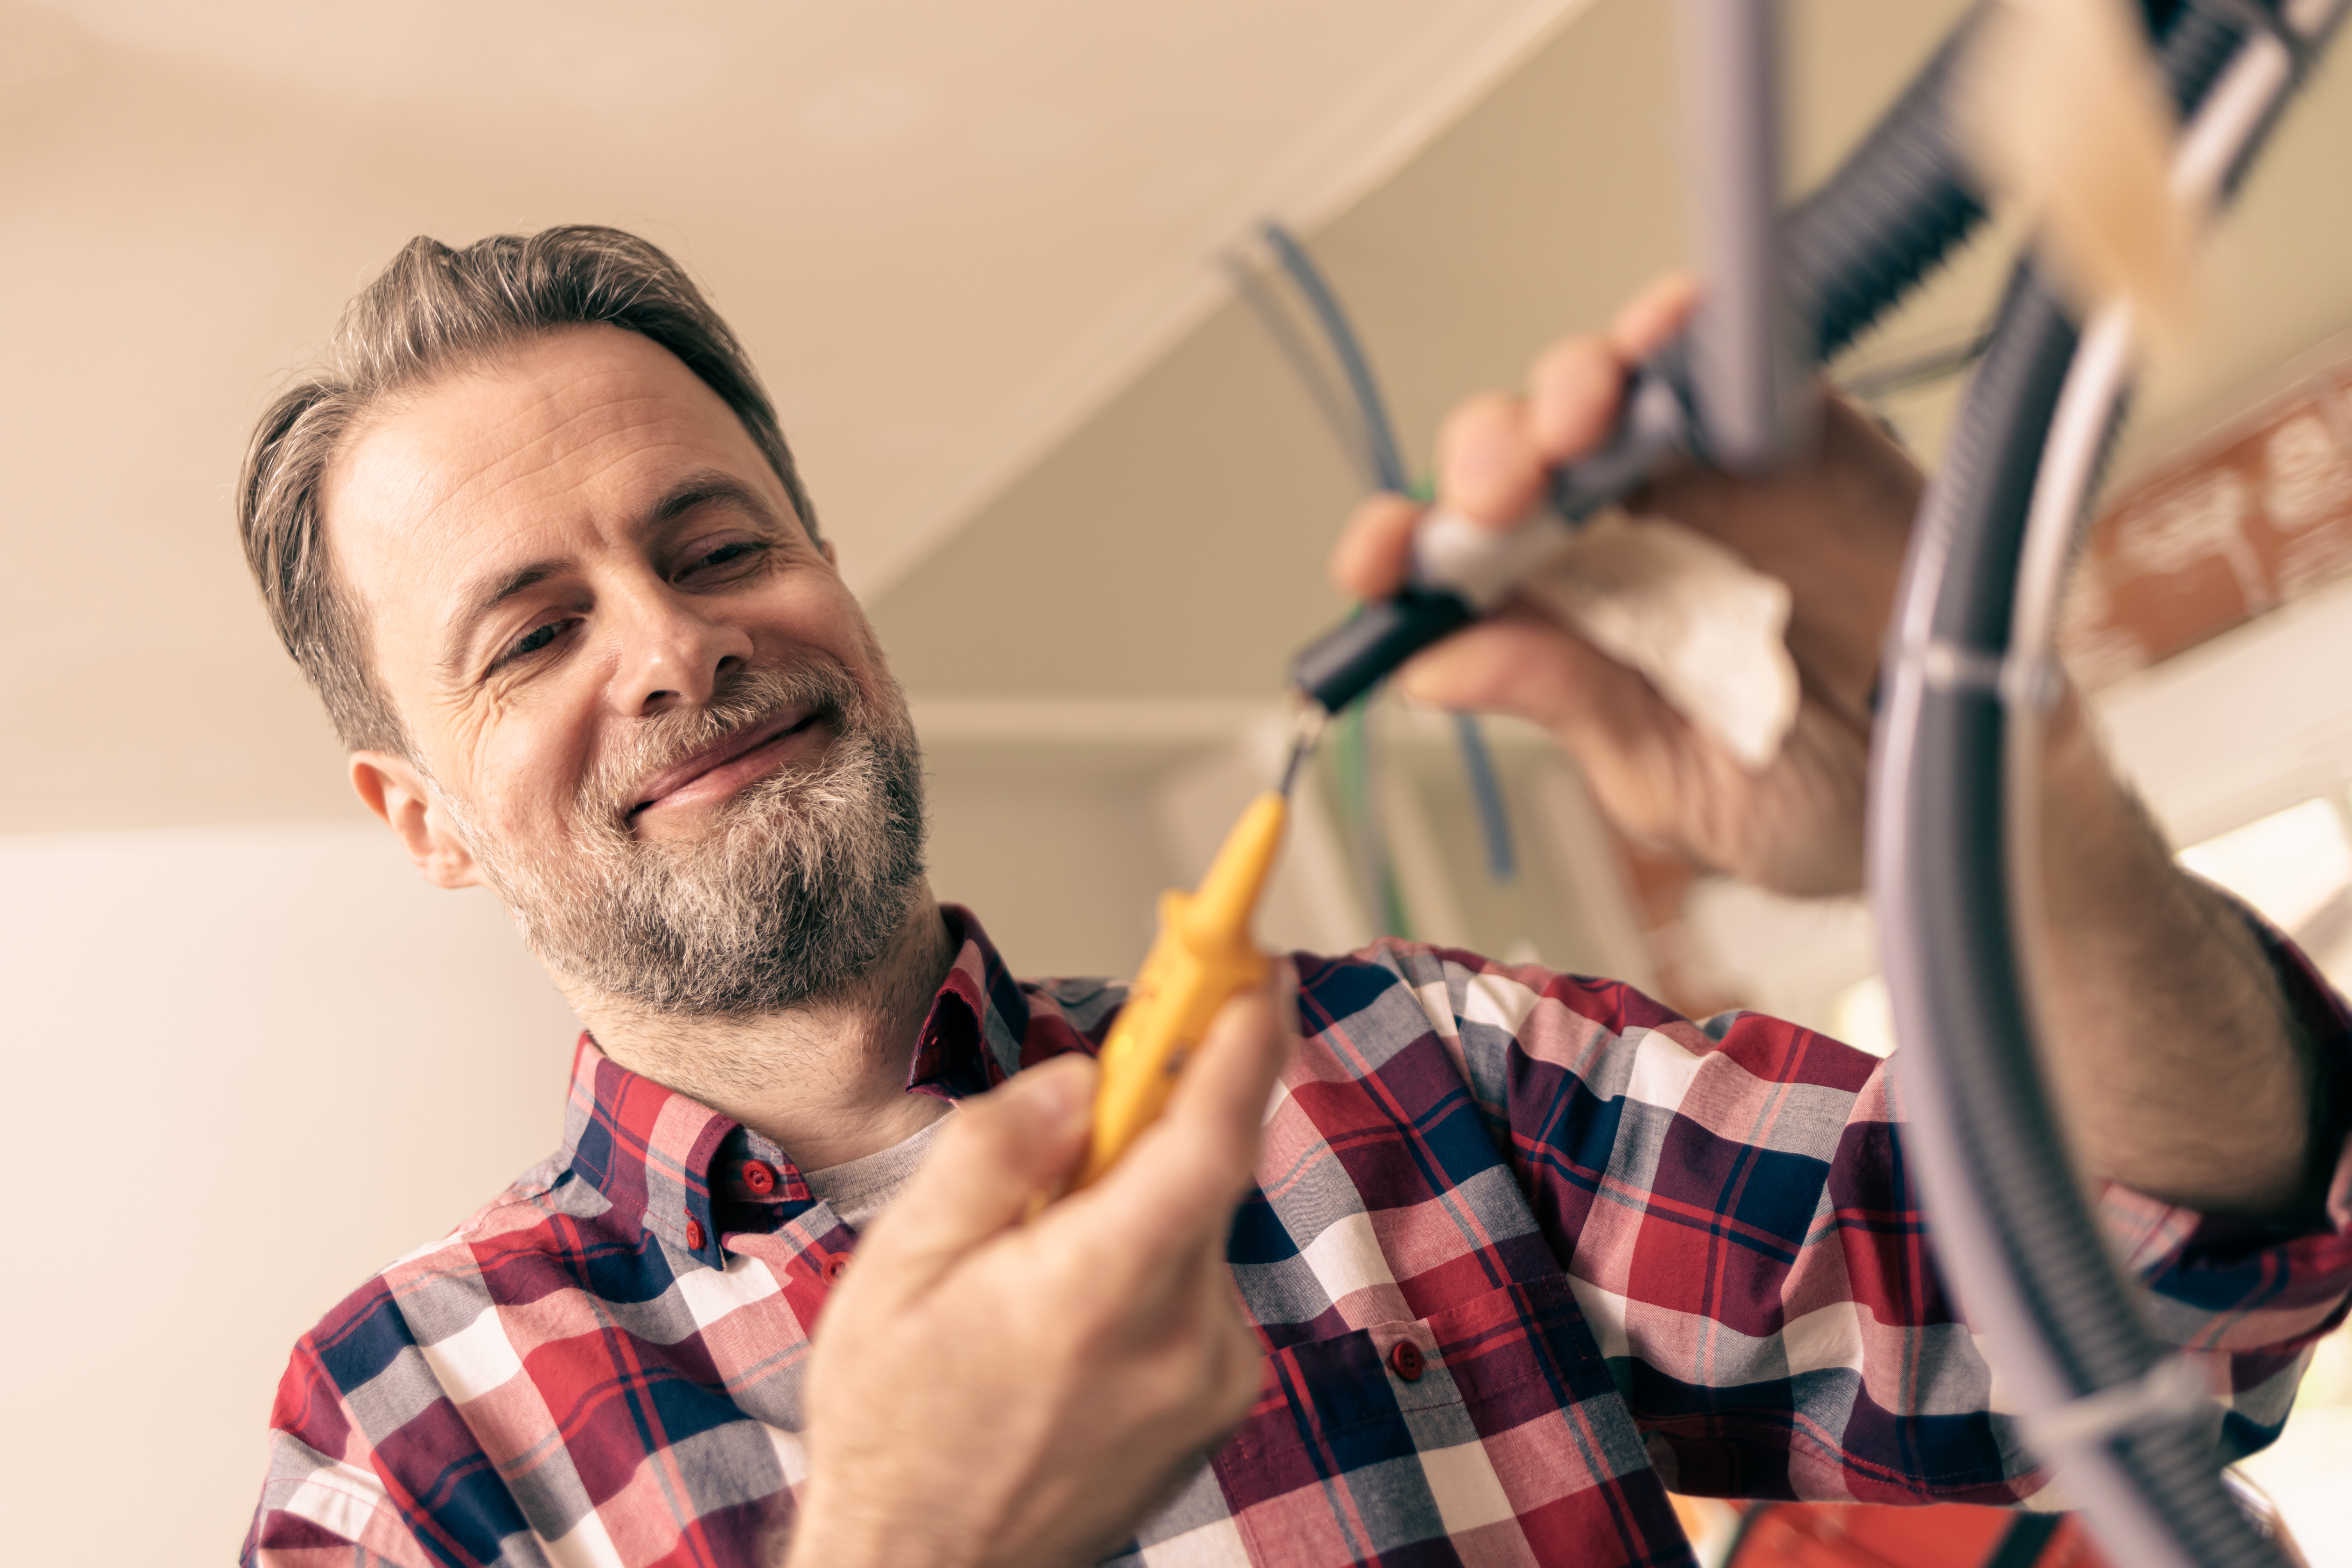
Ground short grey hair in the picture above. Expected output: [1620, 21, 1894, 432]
[237, 225, 819, 756]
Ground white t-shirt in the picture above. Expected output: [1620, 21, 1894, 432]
[800, 1110, 953, 1230]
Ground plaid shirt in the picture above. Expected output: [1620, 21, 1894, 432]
[246, 906, 2352, 1568]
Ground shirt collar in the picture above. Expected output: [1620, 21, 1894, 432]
[558, 904, 1047, 1265]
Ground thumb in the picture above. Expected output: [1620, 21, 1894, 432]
[851, 1054, 1097, 1286]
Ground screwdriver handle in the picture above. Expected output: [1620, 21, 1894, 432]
[1288, 587, 1475, 715]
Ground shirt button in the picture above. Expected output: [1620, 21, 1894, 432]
[685, 1217, 705, 1250]
[742, 1160, 778, 1196]
[1388, 1340, 1424, 1382]
[824, 1255, 849, 1284]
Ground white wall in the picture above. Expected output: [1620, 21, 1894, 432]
[0, 826, 579, 1563]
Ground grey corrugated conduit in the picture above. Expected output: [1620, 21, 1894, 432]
[1866, 6, 2348, 1567]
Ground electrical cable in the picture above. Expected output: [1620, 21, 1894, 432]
[1778, 12, 1989, 370]
[1867, 8, 2345, 1568]
[1837, 323, 1996, 402]
[1455, 711, 1518, 883]
[1289, 2, 2001, 714]
[1223, 251, 1388, 494]
[1259, 223, 1409, 494]
[1227, 230, 1408, 931]
[1250, 222, 1525, 908]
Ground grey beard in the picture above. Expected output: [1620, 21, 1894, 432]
[450, 660, 927, 1017]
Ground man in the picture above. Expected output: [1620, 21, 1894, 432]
[241, 227, 2350, 1568]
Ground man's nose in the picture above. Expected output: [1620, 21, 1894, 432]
[607, 584, 754, 715]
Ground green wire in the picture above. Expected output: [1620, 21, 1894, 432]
[1331, 697, 1413, 940]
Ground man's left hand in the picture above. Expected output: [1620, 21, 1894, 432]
[1328, 272, 2327, 1220]
[1328, 275, 1923, 896]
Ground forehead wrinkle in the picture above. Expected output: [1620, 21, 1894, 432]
[435, 386, 691, 520]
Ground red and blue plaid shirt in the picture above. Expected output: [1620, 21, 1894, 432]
[246, 905, 2352, 1568]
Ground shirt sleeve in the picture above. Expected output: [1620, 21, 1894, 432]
[243, 1338, 440, 1568]
[1415, 934, 2352, 1507]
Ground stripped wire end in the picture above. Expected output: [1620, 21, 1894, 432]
[1277, 702, 1330, 798]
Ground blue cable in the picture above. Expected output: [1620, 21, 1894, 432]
[1452, 712, 1517, 883]
[1256, 221, 1520, 891]
[1259, 223, 1410, 494]
[1223, 251, 1387, 493]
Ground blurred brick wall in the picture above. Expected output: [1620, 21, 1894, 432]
[2066, 354, 2352, 685]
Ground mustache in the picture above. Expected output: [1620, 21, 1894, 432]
[579, 662, 863, 828]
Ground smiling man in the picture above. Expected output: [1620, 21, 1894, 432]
[325, 320, 941, 1138]
[241, 228, 2352, 1568]
[242, 231, 1282, 1568]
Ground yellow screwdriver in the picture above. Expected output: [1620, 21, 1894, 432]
[1068, 710, 1324, 1191]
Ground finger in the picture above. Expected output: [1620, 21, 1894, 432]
[853, 1054, 1097, 1288]
[1609, 271, 1701, 360]
[1329, 492, 1424, 600]
[1435, 392, 1547, 530]
[1526, 335, 1629, 465]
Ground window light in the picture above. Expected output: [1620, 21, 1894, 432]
[2176, 798, 2352, 936]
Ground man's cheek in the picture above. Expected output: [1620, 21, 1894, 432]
[471, 751, 581, 850]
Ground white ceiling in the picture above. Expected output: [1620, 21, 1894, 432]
[1, 0, 1588, 597]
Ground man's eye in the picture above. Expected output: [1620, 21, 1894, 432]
[496, 618, 573, 669]
[684, 540, 764, 578]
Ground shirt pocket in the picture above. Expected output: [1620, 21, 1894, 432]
[1211, 1275, 1678, 1566]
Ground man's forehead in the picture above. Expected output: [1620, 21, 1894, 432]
[330, 326, 756, 535]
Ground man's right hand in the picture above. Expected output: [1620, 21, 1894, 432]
[782, 985, 1290, 1568]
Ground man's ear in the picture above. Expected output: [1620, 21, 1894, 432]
[819, 536, 838, 568]
[350, 751, 483, 890]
